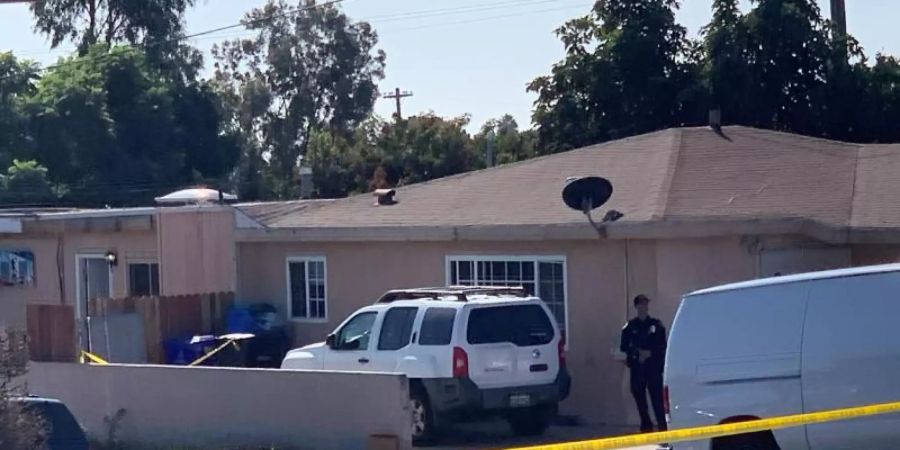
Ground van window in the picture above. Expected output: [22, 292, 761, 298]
[378, 307, 417, 351]
[419, 308, 456, 346]
[467, 305, 554, 346]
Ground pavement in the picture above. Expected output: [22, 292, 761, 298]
[422, 418, 658, 450]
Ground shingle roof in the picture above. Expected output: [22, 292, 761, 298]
[236, 126, 900, 242]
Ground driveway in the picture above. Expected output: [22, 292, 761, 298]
[423, 419, 658, 450]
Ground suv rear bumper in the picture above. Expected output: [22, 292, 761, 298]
[422, 367, 571, 419]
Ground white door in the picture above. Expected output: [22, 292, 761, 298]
[802, 272, 900, 449]
[324, 311, 378, 371]
[76, 255, 112, 352]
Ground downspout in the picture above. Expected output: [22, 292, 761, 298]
[623, 238, 630, 324]
[56, 233, 65, 305]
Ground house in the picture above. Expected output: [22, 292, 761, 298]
[4, 125, 900, 425]
[232, 126, 900, 425]
[0, 205, 236, 349]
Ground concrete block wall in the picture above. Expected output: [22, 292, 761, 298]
[26, 363, 411, 450]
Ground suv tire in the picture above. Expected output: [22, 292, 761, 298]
[410, 388, 436, 445]
[507, 405, 553, 437]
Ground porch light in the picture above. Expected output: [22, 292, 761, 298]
[105, 251, 118, 266]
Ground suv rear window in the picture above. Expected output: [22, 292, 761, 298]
[466, 304, 554, 346]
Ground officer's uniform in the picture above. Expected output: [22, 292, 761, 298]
[620, 316, 667, 432]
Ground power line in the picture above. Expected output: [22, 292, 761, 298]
[0, 0, 344, 82]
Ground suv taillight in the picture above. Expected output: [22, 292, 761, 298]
[558, 331, 567, 367]
[453, 347, 469, 378]
[663, 385, 670, 415]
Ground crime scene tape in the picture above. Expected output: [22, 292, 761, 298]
[504, 400, 900, 450]
[79, 350, 109, 365]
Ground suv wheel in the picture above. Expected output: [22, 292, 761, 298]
[507, 405, 553, 437]
[410, 389, 435, 445]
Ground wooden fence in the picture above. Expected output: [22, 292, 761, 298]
[26, 304, 76, 362]
[25, 292, 234, 363]
[88, 292, 235, 364]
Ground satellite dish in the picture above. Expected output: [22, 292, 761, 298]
[562, 176, 613, 212]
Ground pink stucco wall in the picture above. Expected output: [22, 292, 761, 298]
[157, 208, 236, 295]
[0, 232, 159, 328]
[235, 237, 758, 424]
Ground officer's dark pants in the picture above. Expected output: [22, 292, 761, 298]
[629, 364, 667, 432]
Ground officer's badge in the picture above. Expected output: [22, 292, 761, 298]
[650, 325, 656, 334]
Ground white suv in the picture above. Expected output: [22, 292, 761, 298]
[281, 286, 572, 443]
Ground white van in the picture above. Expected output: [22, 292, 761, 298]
[665, 264, 900, 450]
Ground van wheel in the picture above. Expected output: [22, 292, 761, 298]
[410, 389, 436, 445]
[712, 431, 780, 450]
[507, 406, 553, 437]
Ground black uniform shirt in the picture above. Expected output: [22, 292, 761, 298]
[620, 316, 667, 371]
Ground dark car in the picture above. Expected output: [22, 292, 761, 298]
[9, 396, 89, 450]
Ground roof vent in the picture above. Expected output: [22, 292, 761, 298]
[709, 108, 722, 131]
[373, 189, 397, 206]
[155, 188, 237, 205]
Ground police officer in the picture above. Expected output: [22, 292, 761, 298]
[620, 294, 667, 433]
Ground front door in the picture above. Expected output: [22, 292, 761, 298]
[76, 255, 111, 352]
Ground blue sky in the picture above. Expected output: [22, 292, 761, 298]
[1, 0, 897, 131]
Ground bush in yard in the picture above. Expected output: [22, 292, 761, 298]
[0, 329, 45, 450]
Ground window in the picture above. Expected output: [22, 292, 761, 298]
[336, 312, 377, 351]
[287, 257, 327, 320]
[128, 262, 159, 296]
[447, 256, 567, 333]
[378, 307, 418, 351]
[419, 308, 456, 346]
[467, 305, 555, 346]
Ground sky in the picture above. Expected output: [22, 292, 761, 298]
[1, 0, 898, 131]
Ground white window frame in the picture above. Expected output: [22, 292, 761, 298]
[125, 259, 160, 297]
[285, 256, 328, 323]
[444, 255, 569, 338]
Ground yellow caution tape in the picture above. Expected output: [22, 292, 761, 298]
[188, 338, 236, 367]
[79, 350, 109, 365]
[505, 401, 900, 450]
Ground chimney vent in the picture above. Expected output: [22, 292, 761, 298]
[709, 108, 722, 131]
[373, 189, 397, 206]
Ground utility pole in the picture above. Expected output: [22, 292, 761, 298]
[383, 87, 413, 120]
[830, 0, 847, 37]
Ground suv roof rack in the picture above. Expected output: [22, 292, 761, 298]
[375, 286, 528, 304]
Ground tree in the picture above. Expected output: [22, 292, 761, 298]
[30, 0, 195, 55]
[738, 0, 832, 134]
[702, 0, 751, 121]
[378, 113, 476, 186]
[0, 54, 39, 170]
[529, 0, 704, 153]
[473, 115, 537, 166]
[24, 45, 239, 206]
[213, 0, 386, 199]
[0, 160, 57, 206]
[0, 331, 44, 450]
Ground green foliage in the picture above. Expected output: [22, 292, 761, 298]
[0, 160, 57, 205]
[528, 0, 704, 153]
[473, 114, 537, 166]
[30, 0, 195, 55]
[213, 0, 386, 200]
[23, 45, 239, 206]
[304, 114, 480, 198]
[0, 54, 39, 171]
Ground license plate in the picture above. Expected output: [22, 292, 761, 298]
[509, 394, 531, 408]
